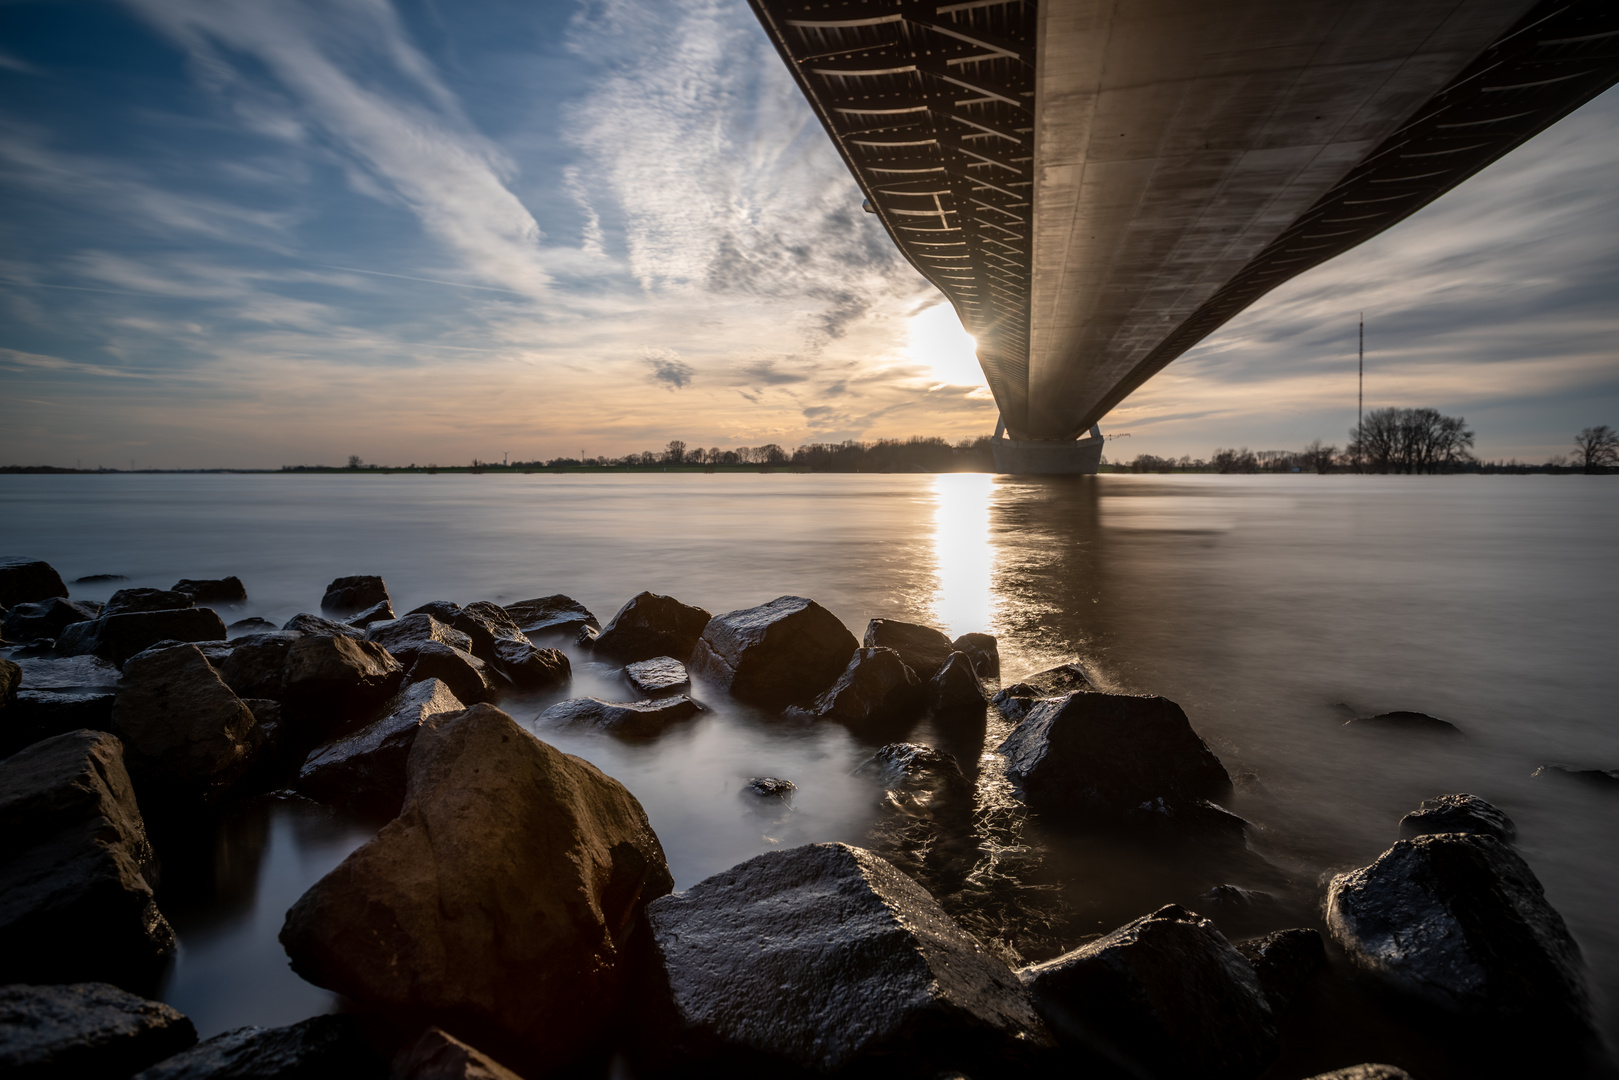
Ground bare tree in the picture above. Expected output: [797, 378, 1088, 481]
[1212, 447, 1257, 473]
[1574, 425, 1619, 473]
[1348, 407, 1474, 473]
[664, 440, 687, 465]
[347, 454, 363, 469]
[1301, 440, 1338, 474]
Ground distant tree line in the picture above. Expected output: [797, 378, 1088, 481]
[522, 436, 995, 473]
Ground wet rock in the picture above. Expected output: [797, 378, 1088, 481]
[298, 679, 465, 816]
[929, 651, 986, 716]
[575, 624, 599, 648]
[1327, 832, 1590, 1027]
[392, 1026, 523, 1080]
[0, 658, 16, 711]
[1236, 928, 1325, 1016]
[4, 692, 117, 757]
[793, 646, 922, 729]
[238, 699, 290, 789]
[1020, 904, 1277, 1080]
[1, 598, 100, 644]
[57, 609, 227, 667]
[0, 731, 174, 989]
[129, 1015, 383, 1079]
[110, 644, 260, 807]
[280, 635, 405, 739]
[407, 600, 464, 624]
[1345, 710, 1460, 734]
[690, 596, 854, 709]
[280, 704, 673, 1069]
[73, 574, 129, 585]
[0, 982, 197, 1080]
[862, 618, 954, 680]
[364, 614, 472, 667]
[991, 662, 1095, 722]
[346, 600, 395, 628]
[746, 777, 795, 798]
[1532, 763, 1619, 788]
[998, 691, 1231, 826]
[281, 612, 363, 639]
[171, 577, 246, 605]
[1193, 884, 1293, 937]
[0, 558, 68, 609]
[320, 575, 391, 617]
[490, 638, 569, 691]
[951, 632, 1000, 678]
[643, 842, 1050, 1075]
[216, 632, 301, 701]
[593, 592, 712, 664]
[102, 589, 194, 618]
[443, 601, 529, 666]
[226, 617, 277, 636]
[1299, 1067, 1413, 1080]
[503, 595, 600, 638]
[12, 655, 120, 694]
[858, 743, 976, 893]
[540, 695, 701, 739]
[624, 656, 689, 696]
[407, 642, 500, 706]
[1399, 793, 1515, 842]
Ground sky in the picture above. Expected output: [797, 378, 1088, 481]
[0, 0, 1615, 469]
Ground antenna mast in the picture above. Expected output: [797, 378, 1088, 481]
[1357, 313, 1364, 471]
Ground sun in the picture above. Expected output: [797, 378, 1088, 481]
[907, 302, 982, 386]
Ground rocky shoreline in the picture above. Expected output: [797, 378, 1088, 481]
[0, 554, 1610, 1079]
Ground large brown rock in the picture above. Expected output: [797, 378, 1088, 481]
[320, 575, 391, 616]
[503, 595, 599, 638]
[792, 646, 922, 728]
[297, 679, 466, 816]
[951, 632, 1000, 678]
[364, 615, 472, 667]
[110, 645, 261, 808]
[408, 642, 500, 705]
[444, 602, 528, 665]
[215, 631, 301, 701]
[0, 558, 68, 609]
[0, 731, 174, 989]
[540, 695, 702, 739]
[592, 592, 712, 664]
[280, 635, 404, 739]
[490, 638, 570, 692]
[689, 596, 855, 709]
[929, 650, 986, 716]
[991, 661, 1095, 722]
[862, 618, 954, 680]
[0, 982, 196, 1080]
[280, 704, 673, 1069]
[56, 609, 227, 668]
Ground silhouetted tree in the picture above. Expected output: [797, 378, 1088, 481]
[1574, 425, 1618, 473]
[1348, 407, 1474, 473]
[1212, 447, 1258, 473]
[347, 454, 363, 469]
[664, 440, 686, 465]
[1301, 440, 1337, 474]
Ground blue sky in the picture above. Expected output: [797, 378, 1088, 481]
[1, 0, 1615, 467]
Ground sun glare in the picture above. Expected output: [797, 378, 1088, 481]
[907, 303, 982, 386]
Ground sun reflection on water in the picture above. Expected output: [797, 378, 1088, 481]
[930, 473, 995, 640]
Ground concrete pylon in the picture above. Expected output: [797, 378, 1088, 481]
[991, 418, 1104, 475]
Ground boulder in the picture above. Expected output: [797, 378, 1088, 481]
[1299, 1067, 1413, 1080]
[991, 662, 1095, 722]
[110, 645, 261, 807]
[73, 574, 129, 585]
[1, 598, 100, 644]
[689, 596, 854, 708]
[592, 592, 712, 664]
[365, 614, 472, 667]
[4, 692, 118, 757]
[320, 575, 391, 616]
[1326, 832, 1590, 1027]
[1345, 710, 1460, 734]
[997, 691, 1231, 825]
[407, 600, 464, 624]
[216, 632, 301, 701]
[57, 609, 227, 667]
[128, 1015, 382, 1079]
[346, 600, 395, 628]
[226, 617, 277, 635]
[0, 558, 68, 609]
[0, 658, 16, 711]
[281, 612, 363, 639]
[1193, 884, 1294, 937]
[540, 696, 702, 739]
[280, 635, 405, 739]
[746, 777, 795, 798]
[951, 632, 1000, 678]
[408, 642, 500, 705]
[171, 577, 247, 605]
[1399, 793, 1514, 841]
[857, 743, 976, 894]
[792, 647, 922, 729]
[490, 638, 570, 692]
[1532, 763, 1619, 788]
[1020, 904, 1277, 1080]
[929, 651, 986, 716]
[102, 590, 194, 618]
[280, 705, 673, 1069]
[623, 656, 689, 696]
[392, 1026, 524, 1080]
[237, 699, 290, 789]
[297, 679, 466, 816]
[643, 842, 1050, 1075]
[443, 601, 529, 665]
[0, 731, 174, 989]
[862, 618, 954, 680]
[1235, 928, 1325, 1016]
[11, 655, 121, 692]
[0, 982, 197, 1080]
[503, 595, 600, 638]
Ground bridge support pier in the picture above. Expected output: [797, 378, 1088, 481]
[990, 420, 1105, 475]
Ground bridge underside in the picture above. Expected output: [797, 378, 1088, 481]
[749, 0, 1619, 445]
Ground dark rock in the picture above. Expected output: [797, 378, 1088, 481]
[102, 590, 194, 618]
[130, 639, 233, 667]
[320, 575, 391, 616]
[298, 679, 465, 815]
[12, 655, 125, 693]
[280, 635, 405, 739]
[690, 596, 854, 708]
[346, 600, 395, 628]
[1345, 710, 1460, 734]
[1, 598, 100, 643]
[72, 574, 128, 585]
[407, 642, 500, 705]
[1327, 832, 1590, 1027]
[1193, 884, 1293, 937]
[593, 592, 712, 664]
[997, 691, 1231, 824]
[0, 558, 68, 609]
[991, 662, 1095, 722]
[238, 699, 290, 789]
[1020, 904, 1277, 1080]
[0, 731, 174, 989]
[111, 644, 261, 807]
[364, 614, 472, 667]
[862, 618, 954, 680]
[171, 577, 246, 605]
[128, 1014, 383, 1079]
[0, 658, 16, 711]
[746, 776, 795, 798]
[0, 982, 196, 1080]
[623, 656, 689, 696]
[540, 695, 701, 739]
[930, 651, 986, 715]
[280, 704, 673, 1070]
[1532, 763, 1619, 788]
[490, 638, 570, 691]
[443, 601, 528, 666]
[643, 842, 1051, 1075]
[392, 1026, 523, 1080]
[858, 743, 976, 893]
[1400, 793, 1515, 842]
[281, 612, 362, 639]
[951, 632, 1000, 678]
[57, 609, 227, 667]
[407, 600, 464, 624]
[1235, 928, 1325, 1016]
[216, 632, 301, 701]
[1299, 1067, 1413, 1080]
[575, 624, 599, 648]
[226, 617, 277, 636]
[4, 691, 117, 757]
[503, 595, 600, 638]
[792, 646, 922, 729]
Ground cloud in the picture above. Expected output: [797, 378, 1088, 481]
[645, 351, 693, 389]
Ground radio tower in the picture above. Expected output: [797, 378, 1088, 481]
[1356, 313, 1364, 472]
